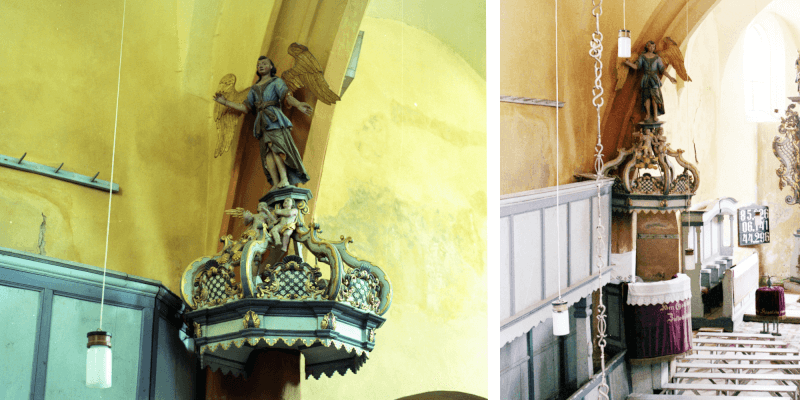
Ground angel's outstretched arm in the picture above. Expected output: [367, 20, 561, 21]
[285, 93, 313, 116]
[225, 207, 246, 218]
[662, 69, 677, 84]
[214, 92, 249, 114]
[624, 59, 638, 70]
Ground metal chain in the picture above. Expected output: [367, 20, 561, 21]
[590, 0, 610, 399]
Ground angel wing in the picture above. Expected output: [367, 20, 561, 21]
[214, 74, 251, 158]
[659, 37, 692, 83]
[281, 43, 340, 105]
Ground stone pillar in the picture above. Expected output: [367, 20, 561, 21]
[205, 349, 301, 400]
[573, 297, 593, 386]
[689, 226, 705, 318]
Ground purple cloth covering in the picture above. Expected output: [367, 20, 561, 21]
[756, 286, 785, 317]
[626, 298, 692, 360]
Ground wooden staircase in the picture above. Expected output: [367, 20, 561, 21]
[629, 331, 800, 399]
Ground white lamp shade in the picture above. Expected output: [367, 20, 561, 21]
[684, 250, 695, 270]
[552, 301, 570, 336]
[86, 331, 112, 388]
[86, 345, 112, 388]
[618, 30, 631, 58]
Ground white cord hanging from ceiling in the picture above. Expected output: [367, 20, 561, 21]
[87, 0, 126, 390]
[552, 0, 570, 338]
[99, 0, 126, 330]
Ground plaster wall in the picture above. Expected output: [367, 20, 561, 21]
[661, 10, 721, 204]
[307, 17, 487, 399]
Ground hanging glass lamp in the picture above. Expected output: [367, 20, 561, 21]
[552, 299, 569, 336]
[618, 30, 631, 58]
[86, 330, 112, 388]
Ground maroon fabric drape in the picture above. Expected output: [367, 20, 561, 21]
[626, 298, 692, 360]
[756, 286, 785, 316]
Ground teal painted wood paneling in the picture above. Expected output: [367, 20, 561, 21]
[0, 284, 40, 400]
[44, 296, 142, 399]
[153, 318, 195, 400]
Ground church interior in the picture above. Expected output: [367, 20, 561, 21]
[0, 0, 487, 399]
[501, 0, 800, 398]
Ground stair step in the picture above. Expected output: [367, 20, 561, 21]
[691, 346, 799, 354]
[694, 332, 782, 339]
[672, 372, 800, 381]
[693, 338, 789, 346]
[628, 395, 778, 400]
[676, 362, 800, 371]
[661, 382, 797, 393]
[682, 354, 800, 362]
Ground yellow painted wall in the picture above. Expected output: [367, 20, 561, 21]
[661, 10, 721, 204]
[307, 17, 487, 399]
[0, 0, 272, 294]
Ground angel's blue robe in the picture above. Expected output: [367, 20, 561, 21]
[244, 76, 309, 186]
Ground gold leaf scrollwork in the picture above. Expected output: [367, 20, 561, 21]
[321, 312, 337, 330]
[337, 266, 381, 313]
[368, 328, 375, 342]
[774, 103, 800, 205]
[192, 258, 243, 309]
[256, 256, 326, 300]
[194, 322, 202, 338]
[297, 200, 310, 215]
[243, 310, 261, 329]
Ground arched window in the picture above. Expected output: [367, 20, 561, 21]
[743, 22, 784, 122]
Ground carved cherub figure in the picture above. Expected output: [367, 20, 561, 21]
[270, 198, 299, 252]
[212, 43, 340, 191]
[226, 202, 278, 242]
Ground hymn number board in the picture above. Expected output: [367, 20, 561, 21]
[738, 205, 770, 246]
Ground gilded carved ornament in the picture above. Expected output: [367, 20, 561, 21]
[243, 310, 261, 329]
[256, 256, 327, 300]
[598, 125, 699, 198]
[191, 258, 242, 309]
[773, 103, 800, 205]
[321, 313, 337, 330]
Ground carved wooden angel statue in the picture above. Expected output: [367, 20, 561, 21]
[213, 43, 340, 190]
[617, 38, 691, 123]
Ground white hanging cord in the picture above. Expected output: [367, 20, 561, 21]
[589, 0, 610, 398]
[556, 0, 563, 300]
[99, 0, 127, 330]
[623, 0, 626, 30]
